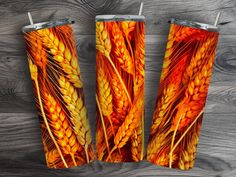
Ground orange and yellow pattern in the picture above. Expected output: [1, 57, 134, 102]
[96, 21, 145, 162]
[147, 24, 219, 170]
[24, 24, 94, 168]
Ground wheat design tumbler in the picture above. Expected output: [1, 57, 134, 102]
[95, 15, 145, 162]
[22, 18, 94, 168]
[147, 18, 219, 170]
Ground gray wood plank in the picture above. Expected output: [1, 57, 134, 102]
[0, 0, 236, 176]
[0, 0, 235, 35]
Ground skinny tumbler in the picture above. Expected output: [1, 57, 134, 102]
[22, 18, 94, 168]
[147, 18, 219, 170]
[95, 15, 145, 162]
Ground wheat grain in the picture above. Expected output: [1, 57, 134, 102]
[36, 28, 83, 88]
[121, 21, 136, 36]
[28, 60, 70, 167]
[28, 59, 38, 81]
[96, 22, 112, 59]
[109, 22, 134, 74]
[114, 91, 144, 149]
[97, 65, 113, 117]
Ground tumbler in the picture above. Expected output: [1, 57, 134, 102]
[147, 18, 219, 170]
[95, 15, 145, 162]
[22, 18, 94, 168]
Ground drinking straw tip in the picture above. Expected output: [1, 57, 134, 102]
[27, 12, 34, 25]
[214, 11, 221, 27]
[138, 2, 144, 16]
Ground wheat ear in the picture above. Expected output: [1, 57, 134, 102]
[182, 37, 216, 84]
[106, 91, 144, 160]
[96, 23, 132, 104]
[58, 75, 92, 163]
[133, 22, 145, 96]
[131, 118, 143, 161]
[28, 59, 68, 168]
[96, 65, 113, 117]
[109, 22, 134, 74]
[36, 28, 83, 88]
[44, 92, 82, 166]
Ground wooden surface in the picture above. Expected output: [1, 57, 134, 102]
[0, 0, 235, 176]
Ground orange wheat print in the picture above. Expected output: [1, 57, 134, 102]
[96, 21, 145, 162]
[24, 24, 94, 168]
[147, 24, 219, 170]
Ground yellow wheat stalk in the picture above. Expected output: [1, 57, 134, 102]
[96, 66, 113, 117]
[96, 24, 132, 104]
[44, 93, 82, 157]
[28, 59, 69, 168]
[36, 28, 83, 88]
[150, 84, 177, 135]
[58, 75, 92, 163]
[172, 51, 216, 131]
[182, 37, 216, 84]
[106, 91, 144, 160]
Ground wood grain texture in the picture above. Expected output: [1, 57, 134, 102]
[0, 0, 235, 176]
[0, 0, 235, 35]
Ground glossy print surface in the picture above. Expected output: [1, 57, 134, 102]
[147, 24, 219, 170]
[96, 21, 145, 162]
[24, 25, 94, 168]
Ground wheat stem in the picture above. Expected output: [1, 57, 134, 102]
[70, 153, 77, 166]
[141, 113, 144, 160]
[106, 55, 132, 104]
[35, 80, 68, 168]
[84, 143, 90, 163]
[169, 113, 185, 168]
[169, 109, 203, 167]
[96, 94, 110, 154]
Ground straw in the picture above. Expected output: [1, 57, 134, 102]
[214, 11, 221, 26]
[138, 2, 144, 16]
[27, 12, 34, 25]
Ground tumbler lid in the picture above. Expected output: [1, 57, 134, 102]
[170, 18, 219, 32]
[96, 15, 145, 22]
[22, 18, 74, 32]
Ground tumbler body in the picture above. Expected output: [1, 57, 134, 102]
[23, 19, 94, 168]
[95, 15, 145, 162]
[147, 18, 219, 170]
